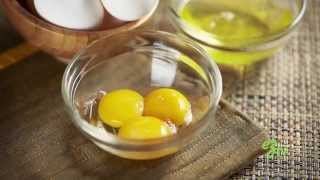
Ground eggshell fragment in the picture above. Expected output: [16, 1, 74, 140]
[101, 0, 159, 21]
[34, 0, 104, 30]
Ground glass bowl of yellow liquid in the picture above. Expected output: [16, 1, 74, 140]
[169, 0, 308, 66]
[62, 31, 222, 160]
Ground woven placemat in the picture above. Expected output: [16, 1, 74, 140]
[0, 52, 267, 180]
[228, 1, 320, 179]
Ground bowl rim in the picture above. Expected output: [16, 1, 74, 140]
[169, 0, 308, 51]
[2, 0, 158, 35]
[62, 30, 223, 151]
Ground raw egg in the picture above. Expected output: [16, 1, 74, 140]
[98, 89, 144, 128]
[118, 116, 174, 140]
[144, 88, 192, 126]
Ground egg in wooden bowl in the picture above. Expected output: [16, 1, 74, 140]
[0, 0, 158, 62]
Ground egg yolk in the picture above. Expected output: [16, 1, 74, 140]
[144, 88, 192, 126]
[98, 89, 143, 128]
[118, 116, 174, 140]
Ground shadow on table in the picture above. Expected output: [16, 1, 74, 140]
[218, 59, 270, 98]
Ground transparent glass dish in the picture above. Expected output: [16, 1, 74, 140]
[169, 0, 308, 65]
[62, 31, 222, 160]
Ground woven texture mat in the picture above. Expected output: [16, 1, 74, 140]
[0, 53, 267, 180]
[0, 0, 319, 179]
[227, 1, 320, 179]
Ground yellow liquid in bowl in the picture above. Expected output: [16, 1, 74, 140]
[179, 0, 296, 65]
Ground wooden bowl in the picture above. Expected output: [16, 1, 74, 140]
[0, 0, 155, 61]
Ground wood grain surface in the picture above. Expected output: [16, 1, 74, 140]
[0, 0, 155, 59]
[0, 43, 37, 69]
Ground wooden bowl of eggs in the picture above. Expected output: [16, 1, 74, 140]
[0, 0, 159, 61]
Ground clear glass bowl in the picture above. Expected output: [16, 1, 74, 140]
[62, 31, 222, 160]
[169, 0, 308, 65]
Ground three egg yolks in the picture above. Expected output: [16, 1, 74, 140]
[98, 88, 191, 140]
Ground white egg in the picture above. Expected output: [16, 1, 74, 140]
[101, 0, 159, 21]
[34, 0, 104, 30]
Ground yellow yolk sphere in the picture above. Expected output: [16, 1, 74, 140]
[118, 116, 174, 140]
[144, 88, 192, 126]
[98, 89, 143, 128]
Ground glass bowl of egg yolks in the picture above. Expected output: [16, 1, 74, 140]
[62, 31, 222, 160]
